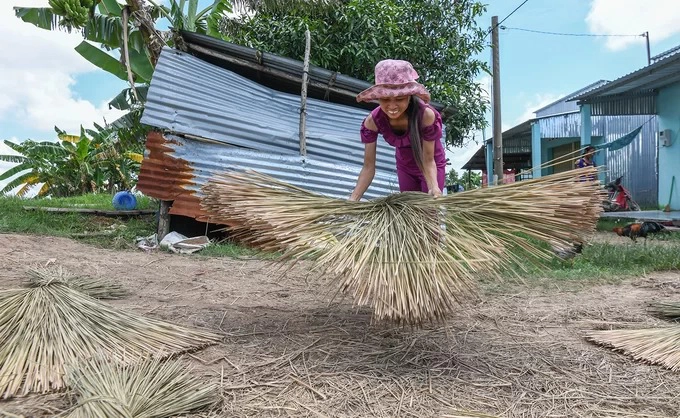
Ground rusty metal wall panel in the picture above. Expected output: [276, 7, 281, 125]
[141, 47, 400, 174]
[602, 116, 658, 207]
[138, 132, 399, 221]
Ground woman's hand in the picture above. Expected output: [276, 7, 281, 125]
[428, 187, 442, 198]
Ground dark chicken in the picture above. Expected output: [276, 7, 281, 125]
[612, 221, 667, 241]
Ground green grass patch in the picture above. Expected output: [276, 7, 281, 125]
[482, 238, 680, 294]
[0, 195, 158, 249]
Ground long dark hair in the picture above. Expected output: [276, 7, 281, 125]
[407, 96, 424, 173]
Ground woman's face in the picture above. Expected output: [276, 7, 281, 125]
[585, 148, 595, 159]
[378, 96, 409, 120]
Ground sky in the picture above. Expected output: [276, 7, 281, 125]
[2, 0, 680, 191]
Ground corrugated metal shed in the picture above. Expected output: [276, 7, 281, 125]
[538, 112, 605, 138]
[138, 47, 424, 221]
[600, 115, 658, 207]
[462, 120, 533, 171]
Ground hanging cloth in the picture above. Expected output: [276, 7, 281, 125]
[594, 125, 643, 152]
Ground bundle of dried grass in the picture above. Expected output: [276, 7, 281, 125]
[201, 168, 603, 325]
[0, 281, 221, 398]
[26, 265, 127, 299]
[586, 327, 680, 371]
[65, 356, 219, 417]
[648, 301, 680, 319]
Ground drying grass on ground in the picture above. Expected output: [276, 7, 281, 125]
[65, 356, 219, 418]
[201, 168, 604, 326]
[647, 301, 680, 319]
[0, 281, 221, 398]
[26, 265, 127, 299]
[586, 327, 680, 371]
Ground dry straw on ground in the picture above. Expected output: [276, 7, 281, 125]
[201, 168, 604, 326]
[0, 281, 222, 399]
[64, 356, 219, 418]
[26, 265, 127, 299]
[647, 301, 680, 319]
[586, 327, 680, 371]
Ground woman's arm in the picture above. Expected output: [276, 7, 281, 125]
[350, 115, 378, 201]
[421, 108, 441, 197]
[350, 142, 377, 201]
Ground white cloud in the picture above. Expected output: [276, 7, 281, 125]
[0, 1, 124, 136]
[586, 0, 680, 51]
[514, 93, 564, 126]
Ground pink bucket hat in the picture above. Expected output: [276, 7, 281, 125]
[356, 59, 431, 103]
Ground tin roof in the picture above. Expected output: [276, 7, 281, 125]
[570, 48, 680, 103]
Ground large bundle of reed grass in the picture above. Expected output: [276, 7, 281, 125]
[201, 168, 603, 325]
[0, 281, 221, 398]
[586, 327, 680, 371]
[65, 356, 219, 417]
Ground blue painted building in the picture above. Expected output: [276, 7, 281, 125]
[464, 82, 659, 207]
[571, 46, 680, 210]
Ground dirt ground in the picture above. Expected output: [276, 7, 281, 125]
[2, 232, 680, 418]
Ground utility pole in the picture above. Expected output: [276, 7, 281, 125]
[644, 31, 651, 65]
[491, 16, 503, 185]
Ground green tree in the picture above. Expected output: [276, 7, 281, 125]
[461, 170, 481, 189]
[446, 168, 459, 186]
[219, 0, 489, 146]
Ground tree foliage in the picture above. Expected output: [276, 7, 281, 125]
[447, 168, 481, 190]
[0, 124, 145, 198]
[220, 0, 489, 146]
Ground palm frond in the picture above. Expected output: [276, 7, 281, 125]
[0, 282, 221, 398]
[201, 167, 604, 325]
[65, 356, 219, 417]
[0, 163, 30, 182]
[648, 301, 680, 319]
[586, 327, 680, 371]
[26, 266, 128, 300]
[13, 7, 60, 31]
[0, 155, 26, 164]
[0, 171, 35, 195]
[83, 14, 124, 49]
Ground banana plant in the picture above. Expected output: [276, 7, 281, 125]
[0, 126, 144, 197]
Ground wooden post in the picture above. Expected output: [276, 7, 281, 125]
[644, 31, 651, 65]
[491, 16, 503, 185]
[158, 200, 171, 240]
[299, 29, 311, 157]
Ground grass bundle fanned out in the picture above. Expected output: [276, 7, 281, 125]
[586, 327, 680, 371]
[648, 301, 680, 319]
[26, 265, 128, 299]
[0, 282, 222, 399]
[201, 168, 603, 325]
[65, 356, 219, 418]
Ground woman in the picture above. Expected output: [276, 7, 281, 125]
[349, 60, 447, 201]
[575, 146, 596, 169]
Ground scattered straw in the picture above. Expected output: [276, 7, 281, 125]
[0, 282, 222, 399]
[201, 168, 604, 326]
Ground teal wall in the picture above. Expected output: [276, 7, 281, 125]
[541, 136, 603, 178]
[657, 81, 680, 210]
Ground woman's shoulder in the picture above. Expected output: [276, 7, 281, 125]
[422, 106, 437, 127]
